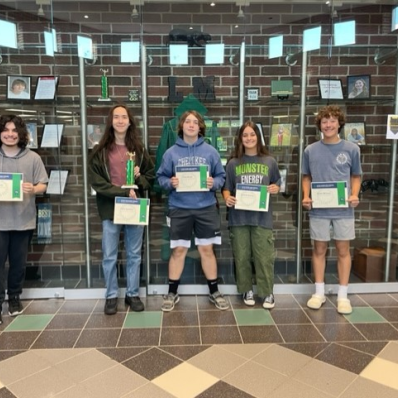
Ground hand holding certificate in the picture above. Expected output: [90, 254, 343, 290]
[311, 181, 348, 208]
[0, 173, 23, 201]
[235, 183, 269, 212]
[175, 165, 209, 192]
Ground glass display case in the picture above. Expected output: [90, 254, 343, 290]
[0, 0, 397, 297]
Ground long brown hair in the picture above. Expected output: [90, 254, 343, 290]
[93, 103, 143, 161]
[230, 121, 269, 160]
[0, 115, 29, 149]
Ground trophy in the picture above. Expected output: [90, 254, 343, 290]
[122, 151, 138, 189]
[99, 68, 111, 101]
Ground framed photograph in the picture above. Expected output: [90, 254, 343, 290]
[347, 75, 370, 99]
[6, 75, 31, 100]
[87, 124, 105, 148]
[34, 76, 59, 100]
[270, 123, 292, 147]
[247, 88, 259, 101]
[26, 122, 38, 148]
[344, 122, 366, 145]
[318, 79, 344, 100]
[255, 122, 266, 146]
[46, 170, 69, 195]
[40, 124, 64, 148]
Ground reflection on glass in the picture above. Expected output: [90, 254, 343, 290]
[77, 35, 93, 59]
[121, 41, 140, 63]
[205, 43, 225, 64]
[0, 20, 17, 49]
[392, 6, 398, 32]
[303, 26, 321, 52]
[44, 29, 57, 57]
[269, 35, 283, 59]
[334, 20, 356, 46]
[169, 44, 188, 65]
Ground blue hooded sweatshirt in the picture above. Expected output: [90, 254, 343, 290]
[156, 136, 225, 209]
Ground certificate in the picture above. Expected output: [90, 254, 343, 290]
[0, 173, 23, 201]
[235, 183, 269, 212]
[34, 76, 59, 100]
[46, 170, 68, 195]
[40, 124, 64, 148]
[311, 181, 348, 208]
[175, 165, 209, 192]
[114, 197, 150, 225]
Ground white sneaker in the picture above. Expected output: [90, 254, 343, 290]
[263, 294, 275, 309]
[243, 290, 255, 306]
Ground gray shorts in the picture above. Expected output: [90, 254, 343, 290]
[309, 217, 355, 241]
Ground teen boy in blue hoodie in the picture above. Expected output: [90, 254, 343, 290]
[157, 110, 228, 311]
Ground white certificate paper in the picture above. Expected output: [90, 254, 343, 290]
[46, 170, 68, 195]
[311, 181, 348, 209]
[40, 124, 64, 148]
[0, 173, 23, 201]
[235, 184, 269, 212]
[176, 165, 209, 192]
[114, 197, 150, 225]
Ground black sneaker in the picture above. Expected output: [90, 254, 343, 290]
[104, 298, 118, 315]
[125, 295, 144, 312]
[8, 296, 23, 316]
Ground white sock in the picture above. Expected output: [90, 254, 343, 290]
[338, 285, 348, 300]
[315, 282, 325, 297]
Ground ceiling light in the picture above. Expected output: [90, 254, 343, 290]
[210, 2, 215, 6]
[36, 0, 50, 17]
[237, 6, 245, 19]
[37, 5, 45, 16]
[131, 5, 139, 18]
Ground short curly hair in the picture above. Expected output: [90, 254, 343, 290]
[315, 105, 346, 134]
[0, 115, 29, 148]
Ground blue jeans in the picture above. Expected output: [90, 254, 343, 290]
[102, 220, 144, 299]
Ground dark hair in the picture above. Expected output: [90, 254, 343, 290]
[0, 115, 29, 148]
[230, 121, 269, 159]
[11, 78, 26, 89]
[92, 103, 143, 161]
[177, 110, 206, 138]
[315, 105, 345, 134]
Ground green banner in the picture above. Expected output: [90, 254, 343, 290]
[259, 186, 267, 209]
[12, 174, 22, 199]
[139, 200, 147, 222]
[200, 165, 207, 189]
[336, 182, 346, 205]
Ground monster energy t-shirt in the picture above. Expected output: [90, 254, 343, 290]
[224, 154, 281, 229]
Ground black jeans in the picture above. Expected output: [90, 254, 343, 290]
[0, 230, 33, 303]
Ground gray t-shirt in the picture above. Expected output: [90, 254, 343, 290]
[224, 154, 281, 229]
[0, 148, 48, 230]
[302, 139, 362, 219]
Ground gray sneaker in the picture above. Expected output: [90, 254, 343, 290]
[209, 291, 229, 310]
[161, 293, 180, 312]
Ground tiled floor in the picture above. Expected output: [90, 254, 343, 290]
[0, 293, 398, 397]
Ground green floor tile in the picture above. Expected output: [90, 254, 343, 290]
[123, 311, 162, 328]
[345, 307, 387, 323]
[5, 314, 53, 331]
[234, 308, 275, 326]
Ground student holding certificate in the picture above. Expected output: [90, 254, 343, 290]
[302, 105, 362, 315]
[89, 105, 154, 315]
[222, 121, 280, 309]
[0, 115, 48, 323]
[157, 110, 228, 312]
